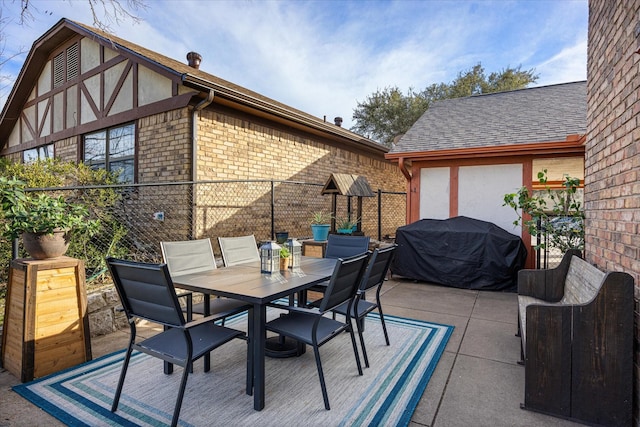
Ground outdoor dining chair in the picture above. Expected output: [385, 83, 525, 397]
[265, 252, 370, 410]
[331, 244, 397, 368]
[309, 234, 370, 293]
[161, 239, 251, 324]
[218, 234, 260, 266]
[324, 234, 370, 259]
[106, 257, 248, 427]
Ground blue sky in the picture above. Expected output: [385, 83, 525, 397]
[2, 0, 588, 129]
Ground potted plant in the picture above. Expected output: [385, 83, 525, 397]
[336, 216, 359, 234]
[0, 176, 99, 259]
[279, 246, 291, 270]
[310, 210, 332, 241]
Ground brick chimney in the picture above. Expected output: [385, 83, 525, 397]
[186, 52, 202, 69]
[334, 117, 343, 127]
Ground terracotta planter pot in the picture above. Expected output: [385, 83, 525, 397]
[22, 229, 71, 259]
[279, 257, 290, 270]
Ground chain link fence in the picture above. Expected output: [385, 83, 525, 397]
[1, 179, 406, 289]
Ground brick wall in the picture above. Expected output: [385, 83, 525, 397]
[138, 109, 192, 182]
[194, 108, 405, 241]
[586, 0, 640, 422]
[196, 108, 404, 191]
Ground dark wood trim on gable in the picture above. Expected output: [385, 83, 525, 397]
[37, 98, 52, 137]
[0, 93, 194, 156]
[79, 81, 100, 120]
[105, 60, 133, 116]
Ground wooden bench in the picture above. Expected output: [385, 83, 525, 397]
[517, 249, 633, 426]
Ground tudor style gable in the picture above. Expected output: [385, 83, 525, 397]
[2, 21, 196, 157]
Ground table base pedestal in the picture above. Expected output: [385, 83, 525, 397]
[265, 336, 304, 358]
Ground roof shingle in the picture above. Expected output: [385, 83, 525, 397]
[390, 81, 586, 154]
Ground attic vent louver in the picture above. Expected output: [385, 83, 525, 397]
[53, 43, 79, 88]
[53, 52, 65, 88]
[66, 43, 79, 81]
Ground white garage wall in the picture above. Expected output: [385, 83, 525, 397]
[458, 164, 522, 236]
[419, 167, 450, 219]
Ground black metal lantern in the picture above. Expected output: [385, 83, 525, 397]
[260, 241, 281, 273]
[286, 238, 302, 269]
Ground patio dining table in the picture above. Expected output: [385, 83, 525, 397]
[171, 256, 337, 411]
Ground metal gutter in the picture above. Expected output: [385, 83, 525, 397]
[181, 74, 387, 154]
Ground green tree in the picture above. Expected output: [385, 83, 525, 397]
[351, 86, 429, 146]
[351, 63, 538, 147]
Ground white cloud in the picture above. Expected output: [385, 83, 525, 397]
[1, 0, 588, 130]
[535, 38, 588, 86]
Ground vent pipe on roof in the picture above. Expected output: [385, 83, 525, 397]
[334, 117, 343, 127]
[187, 52, 202, 69]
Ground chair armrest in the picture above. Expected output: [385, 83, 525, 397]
[266, 302, 319, 316]
[176, 291, 193, 321]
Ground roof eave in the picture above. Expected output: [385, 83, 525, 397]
[385, 135, 585, 162]
[182, 74, 387, 155]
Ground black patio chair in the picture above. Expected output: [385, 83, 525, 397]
[309, 234, 370, 294]
[324, 234, 370, 259]
[265, 252, 370, 410]
[106, 257, 248, 427]
[331, 244, 397, 368]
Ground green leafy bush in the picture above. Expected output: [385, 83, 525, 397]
[503, 170, 584, 252]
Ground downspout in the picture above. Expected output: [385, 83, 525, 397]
[192, 90, 215, 182]
[398, 157, 413, 224]
[191, 90, 215, 238]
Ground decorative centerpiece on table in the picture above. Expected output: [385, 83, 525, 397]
[0, 176, 99, 259]
[279, 246, 291, 270]
[310, 210, 332, 241]
[259, 241, 281, 273]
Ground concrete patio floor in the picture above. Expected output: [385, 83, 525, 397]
[0, 277, 584, 426]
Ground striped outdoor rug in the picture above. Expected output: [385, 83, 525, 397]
[14, 311, 452, 427]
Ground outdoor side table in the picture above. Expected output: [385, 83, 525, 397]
[301, 239, 327, 258]
[1, 256, 92, 382]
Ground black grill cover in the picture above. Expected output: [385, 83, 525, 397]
[391, 216, 527, 291]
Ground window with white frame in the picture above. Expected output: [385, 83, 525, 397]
[23, 144, 54, 163]
[83, 123, 135, 183]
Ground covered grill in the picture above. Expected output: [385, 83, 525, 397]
[391, 216, 527, 291]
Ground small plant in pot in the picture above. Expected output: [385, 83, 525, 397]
[336, 216, 359, 234]
[0, 176, 99, 259]
[310, 210, 332, 241]
[279, 246, 291, 270]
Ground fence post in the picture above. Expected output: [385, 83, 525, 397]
[377, 189, 382, 241]
[270, 180, 275, 240]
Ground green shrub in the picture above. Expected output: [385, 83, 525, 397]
[503, 170, 584, 252]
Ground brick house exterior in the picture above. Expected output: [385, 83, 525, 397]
[0, 19, 405, 246]
[586, 0, 640, 422]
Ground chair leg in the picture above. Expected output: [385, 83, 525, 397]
[313, 345, 330, 410]
[171, 360, 192, 427]
[355, 316, 370, 368]
[348, 324, 363, 376]
[112, 345, 133, 412]
[377, 299, 390, 346]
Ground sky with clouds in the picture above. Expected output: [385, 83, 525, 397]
[2, 0, 588, 130]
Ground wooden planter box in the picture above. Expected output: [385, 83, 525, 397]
[301, 239, 327, 258]
[1, 257, 92, 382]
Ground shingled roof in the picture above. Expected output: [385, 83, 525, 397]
[389, 81, 586, 154]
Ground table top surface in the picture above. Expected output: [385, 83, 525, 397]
[172, 256, 336, 304]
